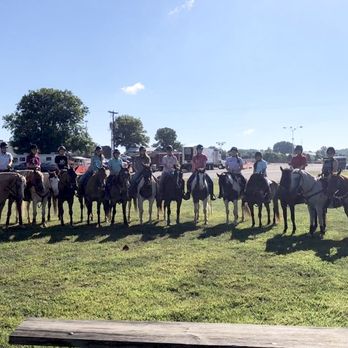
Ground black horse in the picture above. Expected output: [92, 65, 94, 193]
[278, 167, 306, 234]
[161, 167, 185, 226]
[57, 168, 77, 226]
[106, 167, 131, 226]
[244, 173, 279, 227]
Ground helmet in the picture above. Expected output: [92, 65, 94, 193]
[166, 145, 173, 151]
[0, 142, 8, 148]
[255, 151, 262, 158]
[326, 147, 335, 155]
[30, 144, 38, 150]
[230, 146, 238, 152]
[58, 145, 66, 151]
[294, 145, 303, 152]
[196, 144, 204, 150]
[95, 146, 102, 151]
[139, 146, 146, 151]
[113, 148, 120, 154]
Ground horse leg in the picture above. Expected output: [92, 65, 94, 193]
[86, 200, 92, 225]
[308, 205, 316, 235]
[224, 200, 229, 224]
[122, 202, 128, 226]
[258, 204, 263, 228]
[176, 200, 181, 224]
[58, 199, 64, 226]
[79, 197, 84, 222]
[265, 202, 271, 225]
[47, 196, 51, 222]
[194, 202, 199, 224]
[148, 198, 154, 223]
[203, 198, 208, 225]
[138, 197, 144, 225]
[17, 199, 23, 227]
[32, 200, 37, 225]
[111, 204, 116, 225]
[166, 201, 171, 226]
[97, 201, 101, 228]
[318, 206, 326, 238]
[233, 199, 238, 225]
[5, 198, 14, 228]
[344, 201, 348, 218]
[26, 201, 31, 224]
[69, 198, 74, 226]
[241, 199, 245, 222]
[281, 201, 288, 233]
[41, 198, 47, 228]
[290, 204, 296, 234]
[249, 203, 255, 227]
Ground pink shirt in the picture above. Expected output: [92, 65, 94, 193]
[192, 154, 207, 172]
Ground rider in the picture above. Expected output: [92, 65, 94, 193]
[184, 144, 215, 200]
[129, 146, 151, 194]
[219, 146, 246, 198]
[55, 145, 69, 170]
[159, 145, 179, 198]
[253, 151, 271, 200]
[77, 146, 104, 196]
[105, 149, 124, 199]
[26, 144, 41, 170]
[289, 145, 307, 170]
[321, 147, 338, 177]
[0, 142, 13, 172]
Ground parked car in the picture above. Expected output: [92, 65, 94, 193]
[41, 162, 58, 172]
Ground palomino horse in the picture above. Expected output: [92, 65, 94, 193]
[289, 169, 329, 237]
[190, 169, 210, 225]
[160, 167, 185, 226]
[244, 173, 279, 228]
[217, 172, 246, 225]
[19, 170, 59, 227]
[57, 168, 78, 226]
[0, 172, 26, 228]
[82, 168, 107, 227]
[107, 167, 131, 226]
[279, 167, 307, 234]
[326, 171, 348, 217]
[137, 166, 158, 224]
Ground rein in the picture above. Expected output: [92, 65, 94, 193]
[295, 171, 323, 200]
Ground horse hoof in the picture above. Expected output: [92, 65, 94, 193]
[42, 224, 47, 228]
[96, 225, 100, 229]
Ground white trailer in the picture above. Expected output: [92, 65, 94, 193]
[181, 146, 222, 171]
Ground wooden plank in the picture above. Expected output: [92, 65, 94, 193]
[9, 318, 348, 348]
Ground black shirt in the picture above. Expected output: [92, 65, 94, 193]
[55, 155, 68, 170]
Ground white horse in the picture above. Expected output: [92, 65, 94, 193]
[218, 172, 245, 225]
[190, 171, 210, 225]
[137, 168, 158, 224]
[289, 169, 328, 236]
[18, 170, 59, 227]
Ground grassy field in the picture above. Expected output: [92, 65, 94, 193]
[1, 184, 348, 347]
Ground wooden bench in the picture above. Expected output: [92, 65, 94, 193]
[9, 318, 348, 347]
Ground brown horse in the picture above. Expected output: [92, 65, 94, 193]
[244, 173, 279, 228]
[0, 172, 26, 228]
[327, 171, 348, 217]
[83, 168, 107, 227]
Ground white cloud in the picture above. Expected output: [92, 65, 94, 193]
[169, 0, 195, 16]
[243, 128, 255, 136]
[121, 82, 145, 95]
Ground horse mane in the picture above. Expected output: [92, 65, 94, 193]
[280, 168, 292, 190]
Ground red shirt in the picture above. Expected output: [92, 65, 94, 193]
[290, 154, 307, 169]
[26, 154, 41, 168]
[192, 153, 207, 172]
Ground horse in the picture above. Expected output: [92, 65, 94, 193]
[82, 168, 107, 227]
[190, 169, 210, 225]
[0, 172, 26, 228]
[217, 172, 246, 225]
[278, 167, 307, 234]
[57, 168, 78, 226]
[289, 169, 329, 237]
[326, 171, 348, 217]
[137, 166, 159, 224]
[160, 167, 185, 226]
[244, 173, 279, 228]
[18, 170, 59, 227]
[106, 167, 131, 226]
[47, 171, 60, 222]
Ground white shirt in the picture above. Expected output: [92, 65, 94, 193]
[0, 152, 13, 170]
[162, 155, 178, 173]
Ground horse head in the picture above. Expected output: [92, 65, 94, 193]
[49, 171, 60, 197]
[279, 167, 293, 191]
[118, 167, 131, 192]
[30, 170, 45, 195]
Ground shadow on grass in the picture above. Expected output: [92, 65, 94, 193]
[198, 222, 275, 241]
[0, 220, 198, 244]
[265, 233, 348, 262]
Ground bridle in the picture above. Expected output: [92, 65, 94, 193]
[292, 171, 322, 200]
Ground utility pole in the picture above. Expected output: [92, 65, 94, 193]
[283, 126, 303, 153]
[84, 120, 88, 133]
[108, 110, 118, 150]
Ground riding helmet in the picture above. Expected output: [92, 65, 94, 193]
[0, 142, 8, 148]
[326, 147, 335, 155]
[139, 146, 146, 151]
[113, 148, 120, 154]
[294, 145, 303, 152]
[166, 145, 173, 151]
[196, 144, 204, 150]
[95, 146, 102, 151]
[58, 145, 66, 151]
[30, 144, 38, 150]
[230, 146, 238, 152]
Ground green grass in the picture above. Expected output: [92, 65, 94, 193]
[0, 184, 348, 347]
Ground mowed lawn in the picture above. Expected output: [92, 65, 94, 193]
[1, 183, 348, 347]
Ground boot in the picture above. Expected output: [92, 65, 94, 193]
[210, 193, 216, 201]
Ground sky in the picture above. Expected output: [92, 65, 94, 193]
[1, 0, 348, 152]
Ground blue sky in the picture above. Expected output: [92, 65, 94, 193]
[1, 0, 348, 152]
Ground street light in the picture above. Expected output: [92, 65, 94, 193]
[283, 126, 303, 152]
[216, 141, 226, 149]
[108, 110, 118, 150]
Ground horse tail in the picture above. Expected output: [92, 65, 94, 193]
[242, 199, 250, 217]
[273, 194, 280, 222]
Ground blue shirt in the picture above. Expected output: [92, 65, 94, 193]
[254, 159, 268, 176]
[226, 156, 243, 174]
[108, 158, 123, 175]
[88, 155, 103, 173]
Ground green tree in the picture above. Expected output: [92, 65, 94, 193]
[273, 141, 293, 154]
[152, 127, 182, 151]
[111, 115, 149, 149]
[3, 88, 94, 154]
